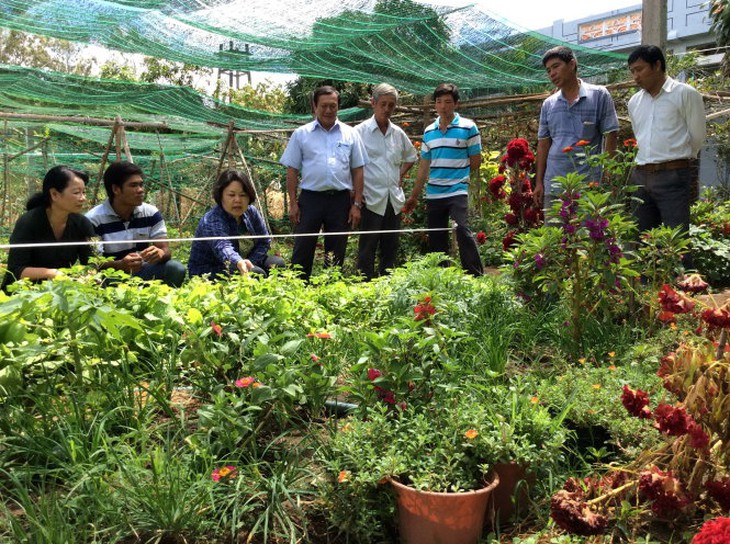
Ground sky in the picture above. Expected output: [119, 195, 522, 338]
[461, 0, 641, 30]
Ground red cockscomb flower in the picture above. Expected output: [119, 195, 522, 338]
[502, 231, 517, 251]
[476, 231, 487, 245]
[504, 212, 518, 226]
[658, 284, 695, 314]
[550, 489, 608, 536]
[691, 517, 730, 544]
[677, 273, 709, 293]
[706, 478, 730, 512]
[621, 385, 653, 419]
[701, 307, 730, 329]
[638, 466, 691, 516]
[506, 138, 531, 166]
[653, 403, 692, 436]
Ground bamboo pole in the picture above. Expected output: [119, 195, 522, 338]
[91, 119, 119, 205]
[0, 111, 168, 130]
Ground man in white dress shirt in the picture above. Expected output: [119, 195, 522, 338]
[627, 45, 706, 235]
[354, 84, 417, 280]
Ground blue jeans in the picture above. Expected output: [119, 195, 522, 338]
[135, 259, 186, 287]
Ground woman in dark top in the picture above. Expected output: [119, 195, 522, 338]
[2, 165, 95, 291]
[188, 170, 284, 279]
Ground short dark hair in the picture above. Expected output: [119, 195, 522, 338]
[312, 86, 340, 108]
[103, 161, 144, 202]
[26, 165, 89, 211]
[213, 170, 257, 206]
[433, 83, 459, 102]
[542, 46, 576, 68]
[628, 45, 666, 72]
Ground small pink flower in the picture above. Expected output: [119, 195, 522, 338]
[211, 321, 223, 337]
[235, 376, 256, 388]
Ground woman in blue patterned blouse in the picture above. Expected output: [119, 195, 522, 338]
[188, 170, 284, 279]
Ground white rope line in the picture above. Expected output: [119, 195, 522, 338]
[0, 226, 457, 251]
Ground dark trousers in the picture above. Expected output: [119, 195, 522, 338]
[357, 202, 401, 280]
[631, 166, 693, 269]
[426, 194, 483, 277]
[632, 167, 692, 232]
[291, 189, 350, 279]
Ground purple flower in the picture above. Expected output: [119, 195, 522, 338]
[534, 253, 545, 270]
[606, 239, 623, 263]
[584, 218, 609, 241]
[563, 223, 577, 235]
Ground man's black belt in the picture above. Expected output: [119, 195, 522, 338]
[636, 159, 692, 172]
[301, 189, 349, 195]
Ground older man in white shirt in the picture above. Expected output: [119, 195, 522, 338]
[354, 84, 417, 280]
[627, 45, 706, 235]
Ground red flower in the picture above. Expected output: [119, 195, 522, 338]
[504, 212, 518, 226]
[688, 421, 710, 449]
[657, 311, 676, 323]
[310, 353, 320, 362]
[677, 273, 709, 293]
[550, 489, 608, 536]
[638, 466, 691, 516]
[519, 151, 535, 170]
[488, 175, 506, 198]
[623, 138, 637, 148]
[691, 517, 730, 544]
[524, 207, 540, 225]
[575, 139, 590, 147]
[502, 231, 517, 251]
[507, 192, 522, 212]
[211, 321, 223, 337]
[653, 403, 692, 436]
[476, 231, 487, 245]
[414, 296, 437, 321]
[701, 307, 730, 329]
[706, 478, 730, 511]
[563, 146, 574, 153]
[367, 368, 382, 381]
[505, 138, 531, 166]
[658, 284, 695, 314]
[621, 385, 652, 419]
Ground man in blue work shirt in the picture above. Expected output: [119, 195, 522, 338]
[280, 86, 368, 280]
[403, 83, 483, 277]
[534, 46, 619, 208]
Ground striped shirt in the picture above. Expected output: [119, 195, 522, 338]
[86, 200, 167, 259]
[421, 113, 481, 199]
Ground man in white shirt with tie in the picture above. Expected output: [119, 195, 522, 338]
[627, 45, 706, 235]
[354, 84, 417, 280]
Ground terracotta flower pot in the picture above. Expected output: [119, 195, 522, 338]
[391, 473, 499, 544]
[488, 462, 533, 528]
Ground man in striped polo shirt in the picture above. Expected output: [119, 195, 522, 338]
[86, 161, 186, 287]
[403, 83, 483, 277]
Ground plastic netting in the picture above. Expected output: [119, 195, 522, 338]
[0, 0, 628, 95]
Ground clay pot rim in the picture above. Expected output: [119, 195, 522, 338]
[390, 471, 500, 497]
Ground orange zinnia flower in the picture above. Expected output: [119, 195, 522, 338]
[338, 470, 350, 483]
[575, 139, 590, 147]
[464, 429, 478, 440]
[563, 146, 574, 153]
[307, 332, 332, 339]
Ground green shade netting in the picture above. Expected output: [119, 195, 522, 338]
[0, 64, 369, 131]
[0, 0, 627, 95]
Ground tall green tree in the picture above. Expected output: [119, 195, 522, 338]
[0, 30, 94, 75]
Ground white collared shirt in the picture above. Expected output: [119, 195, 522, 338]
[279, 118, 368, 192]
[628, 76, 706, 165]
[354, 116, 417, 216]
